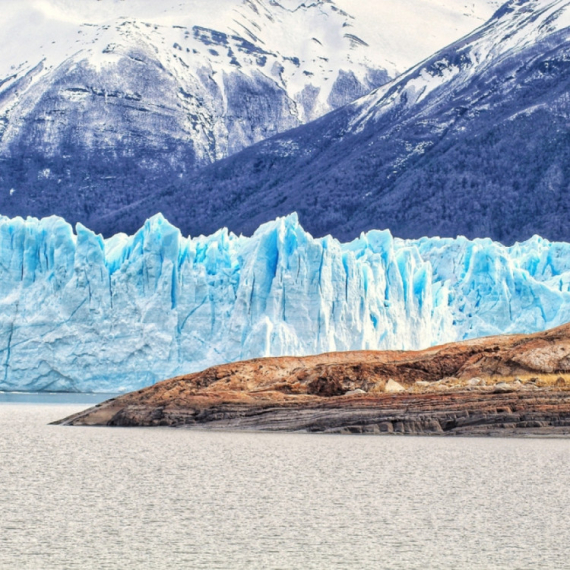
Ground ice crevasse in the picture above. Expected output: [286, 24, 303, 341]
[1, 212, 570, 393]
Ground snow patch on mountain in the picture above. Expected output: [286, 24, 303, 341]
[351, 0, 570, 129]
[0, 0, 501, 159]
[1, 213, 570, 393]
[0, 0, 501, 231]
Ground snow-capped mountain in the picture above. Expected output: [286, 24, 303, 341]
[2, 212, 570, 393]
[96, 0, 570, 244]
[0, 0, 498, 226]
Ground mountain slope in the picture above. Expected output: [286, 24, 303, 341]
[94, 0, 570, 243]
[0, 0, 498, 225]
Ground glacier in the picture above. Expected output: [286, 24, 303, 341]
[1, 212, 570, 393]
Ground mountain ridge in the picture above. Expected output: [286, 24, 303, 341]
[0, 0, 499, 229]
[89, 0, 570, 244]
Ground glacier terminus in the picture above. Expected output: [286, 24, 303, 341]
[1, 213, 570, 393]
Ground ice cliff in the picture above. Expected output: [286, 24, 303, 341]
[1, 213, 570, 393]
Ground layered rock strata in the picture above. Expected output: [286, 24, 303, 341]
[56, 323, 570, 436]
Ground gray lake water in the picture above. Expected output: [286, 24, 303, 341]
[1, 401, 570, 569]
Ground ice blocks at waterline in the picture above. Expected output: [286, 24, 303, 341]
[1, 213, 570, 392]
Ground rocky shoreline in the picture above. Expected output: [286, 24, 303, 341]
[55, 324, 570, 436]
[56, 389, 570, 437]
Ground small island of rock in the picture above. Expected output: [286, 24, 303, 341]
[55, 324, 570, 436]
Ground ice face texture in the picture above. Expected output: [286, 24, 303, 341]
[1, 213, 570, 392]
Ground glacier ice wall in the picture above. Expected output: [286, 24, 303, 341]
[1, 213, 570, 392]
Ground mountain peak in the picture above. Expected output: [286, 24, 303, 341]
[91, 0, 570, 245]
[0, 0, 499, 229]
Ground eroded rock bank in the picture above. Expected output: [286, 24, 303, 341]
[55, 323, 570, 436]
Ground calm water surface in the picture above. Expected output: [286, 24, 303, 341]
[1, 400, 570, 569]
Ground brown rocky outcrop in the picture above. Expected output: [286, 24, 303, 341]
[55, 323, 570, 436]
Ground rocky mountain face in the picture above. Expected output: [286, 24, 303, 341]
[55, 322, 570, 436]
[94, 0, 570, 244]
[0, 0, 497, 227]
